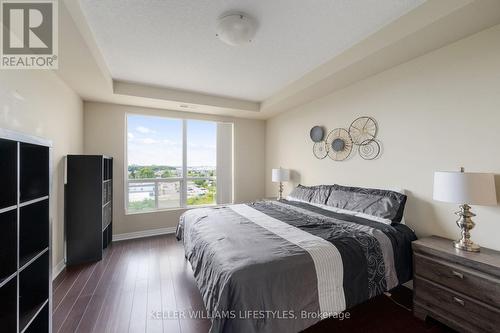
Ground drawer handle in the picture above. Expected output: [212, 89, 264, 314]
[453, 297, 465, 306]
[452, 271, 464, 279]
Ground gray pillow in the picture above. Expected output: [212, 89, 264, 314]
[310, 185, 332, 205]
[288, 184, 315, 202]
[326, 184, 407, 223]
[288, 184, 332, 205]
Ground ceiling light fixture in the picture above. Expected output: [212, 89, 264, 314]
[216, 13, 257, 46]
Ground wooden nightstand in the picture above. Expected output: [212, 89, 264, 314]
[412, 236, 500, 333]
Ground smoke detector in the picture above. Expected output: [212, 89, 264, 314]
[216, 13, 257, 46]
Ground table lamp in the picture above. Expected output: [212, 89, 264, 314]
[433, 167, 497, 252]
[272, 168, 290, 200]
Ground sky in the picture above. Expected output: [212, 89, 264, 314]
[127, 115, 216, 167]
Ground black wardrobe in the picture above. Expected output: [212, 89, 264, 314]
[65, 155, 113, 266]
[0, 129, 51, 333]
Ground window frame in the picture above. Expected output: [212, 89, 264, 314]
[124, 113, 218, 215]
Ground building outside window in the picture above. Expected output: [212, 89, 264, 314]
[126, 114, 233, 214]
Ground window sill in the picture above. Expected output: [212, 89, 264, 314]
[125, 203, 218, 216]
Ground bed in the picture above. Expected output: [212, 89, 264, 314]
[176, 184, 417, 333]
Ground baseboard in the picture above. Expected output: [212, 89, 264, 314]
[113, 226, 177, 242]
[51, 228, 176, 279]
[53, 260, 66, 281]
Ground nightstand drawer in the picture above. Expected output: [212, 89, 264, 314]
[414, 253, 500, 307]
[415, 277, 500, 333]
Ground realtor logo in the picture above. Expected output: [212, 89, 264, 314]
[1, 0, 58, 69]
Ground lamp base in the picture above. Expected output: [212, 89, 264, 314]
[454, 239, 480, 252]
[453, 204, 480, 253]
[277, 182, 284, 200]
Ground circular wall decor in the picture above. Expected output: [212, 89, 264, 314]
[313, 141, 328, 159]
[309, 126, 325, 142]
[326, 128, 353, 161]
[349, 116, 377, 145]
[358, 139, 381, 160]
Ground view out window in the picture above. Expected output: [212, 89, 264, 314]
[187, 120, 217, 205]
[126, 114, 222, 213]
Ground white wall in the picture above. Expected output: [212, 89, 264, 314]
[84, 102, 266, 236]
[0, 70, 84, 273]
[266, 24, 500, 251]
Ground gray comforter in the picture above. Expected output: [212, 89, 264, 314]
[176, 200, 416, 333]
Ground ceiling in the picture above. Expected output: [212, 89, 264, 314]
[78, 0, 425, 102]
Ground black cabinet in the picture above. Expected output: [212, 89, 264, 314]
[0, 210, 17, 282]
[65, 155, 113, 266]
[19, 143, 49, 203]
[0, 139, 17, 208]
[0, 130, 51, 333]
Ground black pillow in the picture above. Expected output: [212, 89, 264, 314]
[326, 184, 407, 223]
[288, 184, 332, 205]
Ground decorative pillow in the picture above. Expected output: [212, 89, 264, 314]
[386, 187, 407, 225]
[287, 184, 332, 204]
[310, 185, 332, 205]
[287, 184, 315, 203]
[325, 184, 407, 223]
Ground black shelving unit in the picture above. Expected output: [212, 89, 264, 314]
[0, 129, 51, 333]
[65, 155, 113, 266]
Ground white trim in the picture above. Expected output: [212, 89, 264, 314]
[216, 122, 234, 204]
[0, 128, 52, 147]
[52, 260, 66, 281]
[113, 226, 176, 242]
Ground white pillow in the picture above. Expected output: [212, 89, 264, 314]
[354, 212, 393, 225]
[309, 203, 357, 216]
[285, 196, 309, 204]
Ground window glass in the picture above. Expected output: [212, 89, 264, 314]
[127, 115, 182, 180]
[187, 120, 217, 206]
[126, 115, 222, 213]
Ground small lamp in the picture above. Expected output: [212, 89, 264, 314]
[272, 168, 290, 200]
[433, 167, 497, 252]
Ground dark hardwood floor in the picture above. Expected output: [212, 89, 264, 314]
[53, 234, 454, 333]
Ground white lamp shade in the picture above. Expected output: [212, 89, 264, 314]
[272, 168, 290, 182]
[433, 171, 497, 205]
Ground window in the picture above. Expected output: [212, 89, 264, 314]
[187, 120, 217, 206]
[126, 114, 232, 213]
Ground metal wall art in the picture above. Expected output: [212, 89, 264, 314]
[326, 128, 353, 161]
[310, 126, 328, 159]
[358, 139, 380, 160]
[309, 116, 381, 161]
[309, 126, 324, 142]
[313, 141, 328, 159]
[349, 116, 377, 145]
